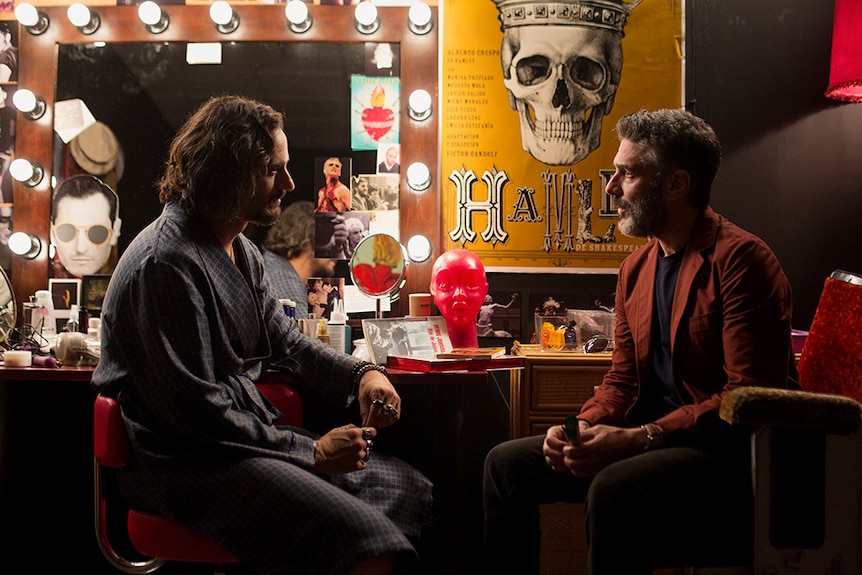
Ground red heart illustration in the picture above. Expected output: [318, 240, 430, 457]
[352, 263, 400, 294]
[361, 106, 394, 141]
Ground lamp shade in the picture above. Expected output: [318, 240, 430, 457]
[826, 0, 862, 102]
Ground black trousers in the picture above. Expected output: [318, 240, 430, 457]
[483, 434, 753, 575]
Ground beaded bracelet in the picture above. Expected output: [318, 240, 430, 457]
[346, 361, 388, 408]
[352, 361, 388, 386]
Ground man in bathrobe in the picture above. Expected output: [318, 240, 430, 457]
[91, 94, 432, 575]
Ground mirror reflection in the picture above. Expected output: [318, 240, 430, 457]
[55, 40, 402, 272]
[349, 232, 407, 299]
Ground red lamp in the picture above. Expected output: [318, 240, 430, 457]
[825, 0, 862, 102]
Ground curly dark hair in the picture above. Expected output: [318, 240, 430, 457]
[261, 201, 315, 260]
[158, 94, 284, 219]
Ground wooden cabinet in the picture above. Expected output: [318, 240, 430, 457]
[511, 353, 611, 439]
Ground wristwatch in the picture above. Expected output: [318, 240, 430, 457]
[640, 422, 665, 451]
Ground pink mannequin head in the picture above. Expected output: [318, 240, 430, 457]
[430, 249, 489, 348]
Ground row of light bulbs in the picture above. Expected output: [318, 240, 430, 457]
[8, 85, 432, 188]
[9, 2, 436, 263]
[14, 1, 434, 37]
[7, 85, 42, 261]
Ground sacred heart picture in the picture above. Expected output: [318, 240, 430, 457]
[351, 75, 401, 151]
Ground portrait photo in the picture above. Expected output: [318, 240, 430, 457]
[48, 277, 81, 311]
[314, 156, 353, 213]
[0, 85, 15, 205]
[0, 20, 18, 83]
[364, 42, 400, 77]
[313, 211, 375, 261]
[307, 276, 345, 321]
[352, 173, 399, 211]
[376, 143, 400, 174]
[0, 203, 11, 274]
[50, 175, 122, 279]
[48, 277, 82, 328]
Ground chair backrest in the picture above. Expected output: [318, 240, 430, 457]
[93, 394, 129, 468]
[256, 381, 303, 426]
[797, 270, 862, 404]
[93, 378, 302, 467]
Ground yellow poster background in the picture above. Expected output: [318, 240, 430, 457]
[441, 0, 683, 272]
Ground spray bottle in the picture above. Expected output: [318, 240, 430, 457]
[328, 299, 351, 354]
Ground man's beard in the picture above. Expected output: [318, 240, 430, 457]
[250, 211, 280, 227]
[617, 182, 667, 239]
[248, 196, 283, 227]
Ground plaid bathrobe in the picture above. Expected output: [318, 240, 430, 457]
[92, 202, 432, 575]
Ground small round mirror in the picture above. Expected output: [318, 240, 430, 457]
[0, 266, 15, 343]
[349, 233, 408, 316]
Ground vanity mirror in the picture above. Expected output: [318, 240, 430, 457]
[12, 4, 438, 319]
[349, 232, 408, 318]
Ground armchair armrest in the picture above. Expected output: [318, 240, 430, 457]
[720, 386, 862, 435]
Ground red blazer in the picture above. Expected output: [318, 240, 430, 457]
[579, 207, 799, 443]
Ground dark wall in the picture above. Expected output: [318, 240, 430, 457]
[686, 0, 862, 330]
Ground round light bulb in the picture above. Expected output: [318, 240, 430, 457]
[355, 2, 378, 27]
[12, 89, 37, 113]
[408, 89, 433, 120]
[67, 3, 92, 28]
[9, 158, 35, 182]
[8, 232, 40, 258]
[285, 0, 308, 25]
[407, 235, 432, 263]
[15, 3, 39, 27]
[407, 162, 431, 191]
[138, 1, 162, 26]
[409, 2, 432, 27]
[209, 1, 233, 26]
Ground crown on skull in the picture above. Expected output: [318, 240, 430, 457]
[492, 0, 643, 34]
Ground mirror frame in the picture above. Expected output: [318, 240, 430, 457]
[12, 4, 438, 318]
[349, 232, 409, 299]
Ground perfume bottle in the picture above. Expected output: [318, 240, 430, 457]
[316, 318, 330, 346]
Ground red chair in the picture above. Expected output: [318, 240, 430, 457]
[93, 379, 302, 573]
[717, 269, 862, 575]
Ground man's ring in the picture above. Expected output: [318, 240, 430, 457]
[372, 398, 399, 417]
[361, 427, 373, 441]
[363, 439, 373, 462]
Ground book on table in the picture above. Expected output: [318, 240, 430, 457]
[361, 316, 451, 365]
[386, 352, 523, 372]
[435, 346, 506, 360]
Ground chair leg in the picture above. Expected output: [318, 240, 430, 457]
[94, 458, 167, 574]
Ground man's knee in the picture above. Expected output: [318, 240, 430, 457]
[484, 436, 545, 505]
[485, 436, 542, 478]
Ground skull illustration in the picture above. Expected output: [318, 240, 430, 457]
[500, 24, 624, 166]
